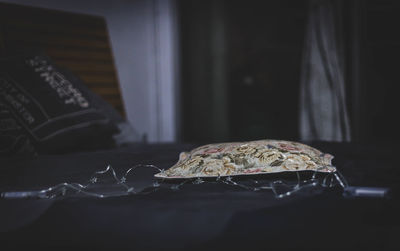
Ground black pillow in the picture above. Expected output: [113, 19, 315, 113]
[0, 103, 36, 157]
[0, 53, 120, 156]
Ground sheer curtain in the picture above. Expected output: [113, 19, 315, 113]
[299, 0, 351, 142]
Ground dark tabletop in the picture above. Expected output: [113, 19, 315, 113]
[0, 142, 399, 250]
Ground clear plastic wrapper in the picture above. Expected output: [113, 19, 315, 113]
[1, 166, 347, 199]
[2, 140, 388, 200]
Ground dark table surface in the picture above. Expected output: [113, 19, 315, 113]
[0, 142, 399, 250]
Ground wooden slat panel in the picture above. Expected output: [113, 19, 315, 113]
[85, 82, 119, 88]
[3, 20, 108, 38]
[0, 4, 105, 28]
[3, 31, 111, 49]
[45, 48, 113, 61]
[79, 74, 118, 85]
[56, 61, 116, 73]
[107, 98, 126, 107]
[0, 2, 125, 117]
[7, 42, 110, 53]
[90, 87, 121, 96]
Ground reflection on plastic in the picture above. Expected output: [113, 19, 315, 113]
[343, 186, 391, 198]
[1, 164, 349, 199]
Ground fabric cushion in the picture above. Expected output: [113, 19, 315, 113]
[0, 52, 120, 156]
[0, 103, 36, 157]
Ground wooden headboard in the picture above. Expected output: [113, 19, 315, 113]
[0, 2, 125, 117]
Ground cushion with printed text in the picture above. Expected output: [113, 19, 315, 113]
[0, 52, 119, 156]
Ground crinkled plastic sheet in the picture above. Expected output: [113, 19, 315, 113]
[1, 164, 353, 199]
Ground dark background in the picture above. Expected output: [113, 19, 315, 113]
[179, 0, 400, 144]
[1, 2, 400, 249]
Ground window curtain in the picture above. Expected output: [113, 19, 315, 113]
[299, 0, 351, 142]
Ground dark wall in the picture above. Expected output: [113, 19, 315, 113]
[360, 0, 400, 142]
[179, 0, 307, 143]
[344, 0, 400, 143]
[179, 0, 400, 144]
[226, 0, 307, 142]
